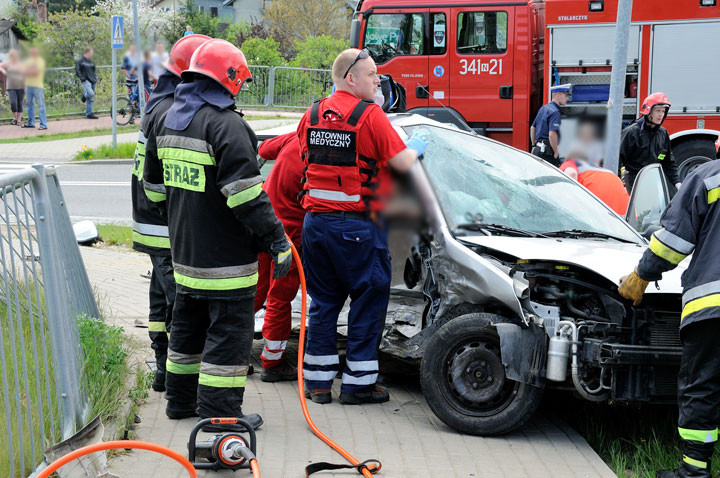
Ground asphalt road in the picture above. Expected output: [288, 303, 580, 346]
[56, 162, 133, 223]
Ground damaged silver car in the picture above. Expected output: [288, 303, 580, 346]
[259, 115, 685, 437]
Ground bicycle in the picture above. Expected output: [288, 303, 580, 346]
[115, 78, 151, 126]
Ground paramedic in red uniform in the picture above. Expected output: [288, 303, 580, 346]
[253, 132, 305, 382]
[298, 48, 428, 405]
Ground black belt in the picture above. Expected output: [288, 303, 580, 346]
[311, 211, 371, 221]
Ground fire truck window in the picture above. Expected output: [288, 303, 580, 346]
[431, 13, 447, 55]
[364, 13, 425, 64]
[457, 11, 508, 55]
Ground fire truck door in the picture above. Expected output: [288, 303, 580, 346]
[427, 10, 450, 107]
[449, 6, 515, 123]
[363, 8, 430, 110]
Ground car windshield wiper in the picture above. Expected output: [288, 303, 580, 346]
[543, 228, 636, 243]
[455, 223, 548, 238]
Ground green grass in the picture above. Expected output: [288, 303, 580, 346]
[552, 393, 720, 477]
[0, 125, 140, 144]
[73, 142, 137, 161]
[97, 224, 133, 247]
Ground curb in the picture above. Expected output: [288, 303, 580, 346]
[67, 159, 134, 165]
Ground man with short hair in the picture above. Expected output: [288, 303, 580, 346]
[75, 47, 98, 119]
[530, 84, 571, 167]
[151, 43, 169, 85]
[298, 48, 428, 405]
[23, 47, 47, 130]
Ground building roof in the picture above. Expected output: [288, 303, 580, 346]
[0, 19, 29, 41]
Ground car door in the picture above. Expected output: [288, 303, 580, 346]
[625, 164, 670, 236]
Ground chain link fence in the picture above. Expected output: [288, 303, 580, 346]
[0, 65, 332, 123]
[0, 165, 98, 477]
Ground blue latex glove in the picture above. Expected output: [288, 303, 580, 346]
[405, 133, 429, 156]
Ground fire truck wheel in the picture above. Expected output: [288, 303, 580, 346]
[420, 313, 543, 436]
[675, 138, 716, 181]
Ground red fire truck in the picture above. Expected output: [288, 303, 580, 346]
[349, 0, 720, 178]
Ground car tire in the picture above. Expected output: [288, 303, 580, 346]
[675, 139, 716, 181]
[420, 313, 543, 436]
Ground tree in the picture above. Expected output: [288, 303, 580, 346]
[240, 37, 284, 67]
[264, 0, 352, 43]
[291, 35, 348, 70]
[94, 0, 176, 44]
[38, 10, 112, 66]
[47, 0, 97, 14]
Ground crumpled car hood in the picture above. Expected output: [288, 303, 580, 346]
[461, 236, 686, 294]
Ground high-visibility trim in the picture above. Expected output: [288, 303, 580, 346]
[703, 173, 720, 191]
[132, 231, 171, 249]
[682, 294, 720, 321]
[173, 262, 258, 279]
[132, 142, 146, 179]
[303, 369, 338, 381]
[158, 147, 215, 166]
[144, 189, 167, 202]
[277, 249, 291, 263]
[709, 187, 720, 205]
[200, 362, 249, 376]
[649, 236, 687, 265]
[342, 372, 378, 385]
[227, 183, 263, 208]
[174, 271, 258, 291]
[679, 427, 718, 443]
[303, 354, 340, 366]
[683, 456, 708, 469]
[261, 350, 284, 360]
[198, 373, 247, 388]
[157, 135, 214, 156]
[683, 281, 720, 308]
[264, 339, 288, 350]
[168, 349, 202, 363]
[658, 154, 666, 160]
[166, 361, 200, 374]
[148, 321, 167, 332]
[654, 229, 695, 255]
[220, 176, 263, 197]
[345, 360, 378, 372]
[308, 189, 361, 202]
[133, 221, 169, 237]
[162, 159, 206, 192]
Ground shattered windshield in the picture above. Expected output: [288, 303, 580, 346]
[404, 125, 640, 243]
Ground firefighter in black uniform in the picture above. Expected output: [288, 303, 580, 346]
[131, 34, 210, 393]
[530, 83, 570, 167]
[143, 39, 290, 431]
[619, 160, 720, 478]
[619, 92, 680, 193]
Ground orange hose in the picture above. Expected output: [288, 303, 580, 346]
[289, 235, 378, 478]
[250, 458, 261, 477]
[36, 440, 197, 478]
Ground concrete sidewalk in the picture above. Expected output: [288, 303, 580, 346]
[80, 246, 617, 478]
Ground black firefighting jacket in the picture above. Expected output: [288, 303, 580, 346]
[142, 100, 285, 299]
[619, 116, 679, 185]
[637, 160, 720, 329]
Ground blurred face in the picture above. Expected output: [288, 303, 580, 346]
[86, 48, 94, 59]
[156, 43, 164, 53]
[129, 45, 137, 55]
[346, 57, 380, 101]
[9, 50, 18, 62]
[186, 26, 192, 31]
[30, 47, 39, 58]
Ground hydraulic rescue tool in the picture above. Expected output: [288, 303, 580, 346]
[187, 417, 259, 474]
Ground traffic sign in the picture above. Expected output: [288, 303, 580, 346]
[111, 16, 124, 49]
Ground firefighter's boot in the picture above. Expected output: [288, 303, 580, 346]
[657, 442, 713, 478]
[656, 462, 711, 478]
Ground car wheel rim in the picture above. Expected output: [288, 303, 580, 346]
[442, 335, 518, 417]
[679, 155, 710, 180]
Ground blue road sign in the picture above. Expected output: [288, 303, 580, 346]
[111, 16, 124, 49]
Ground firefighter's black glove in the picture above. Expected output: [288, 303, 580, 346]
[270, 238, 292, 279]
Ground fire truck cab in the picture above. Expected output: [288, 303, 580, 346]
[350, 0, 720, 177]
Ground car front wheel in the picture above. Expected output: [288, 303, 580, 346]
[420, 313, 543, 436]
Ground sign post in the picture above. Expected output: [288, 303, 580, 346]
[111, 16, 124, 150]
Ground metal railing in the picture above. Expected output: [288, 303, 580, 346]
[0, 165, 97, 477]
[0, 65, 333, 122]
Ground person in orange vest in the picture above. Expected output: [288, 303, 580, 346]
[559, 151, 630, 215]
[297, 48, 428, 405]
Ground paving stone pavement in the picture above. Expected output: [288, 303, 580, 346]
[80, 246, 617, 478]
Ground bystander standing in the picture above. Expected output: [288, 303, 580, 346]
[23, 47, 48, 130]
[183, 25, 194, 37]
[0, 49, 25, 126]
[75, 47, 98, 119]
[150, 43, 168, 87]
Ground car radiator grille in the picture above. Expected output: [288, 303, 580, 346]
[650, 313, 681, 347]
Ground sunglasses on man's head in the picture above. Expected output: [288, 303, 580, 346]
[343, 49, 370, 79]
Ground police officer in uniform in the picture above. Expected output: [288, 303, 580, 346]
[143, 39, 290, 430]
[530, 84, 571, 167]
[130, 34, 210, 394]
[619, 160, 720, 478]
[298, 48, 428, 405]
[619, 92, 680, 193]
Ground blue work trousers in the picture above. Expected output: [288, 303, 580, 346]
[302, 212, 391, 393]
[25, 86, 47, 128]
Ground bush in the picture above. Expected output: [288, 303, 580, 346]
[240, 37, 285, 67]
[38, 10, 113, 67]
[291, 35, 348, 70]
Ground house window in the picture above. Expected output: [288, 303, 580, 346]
[210, 6, 218, 17]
